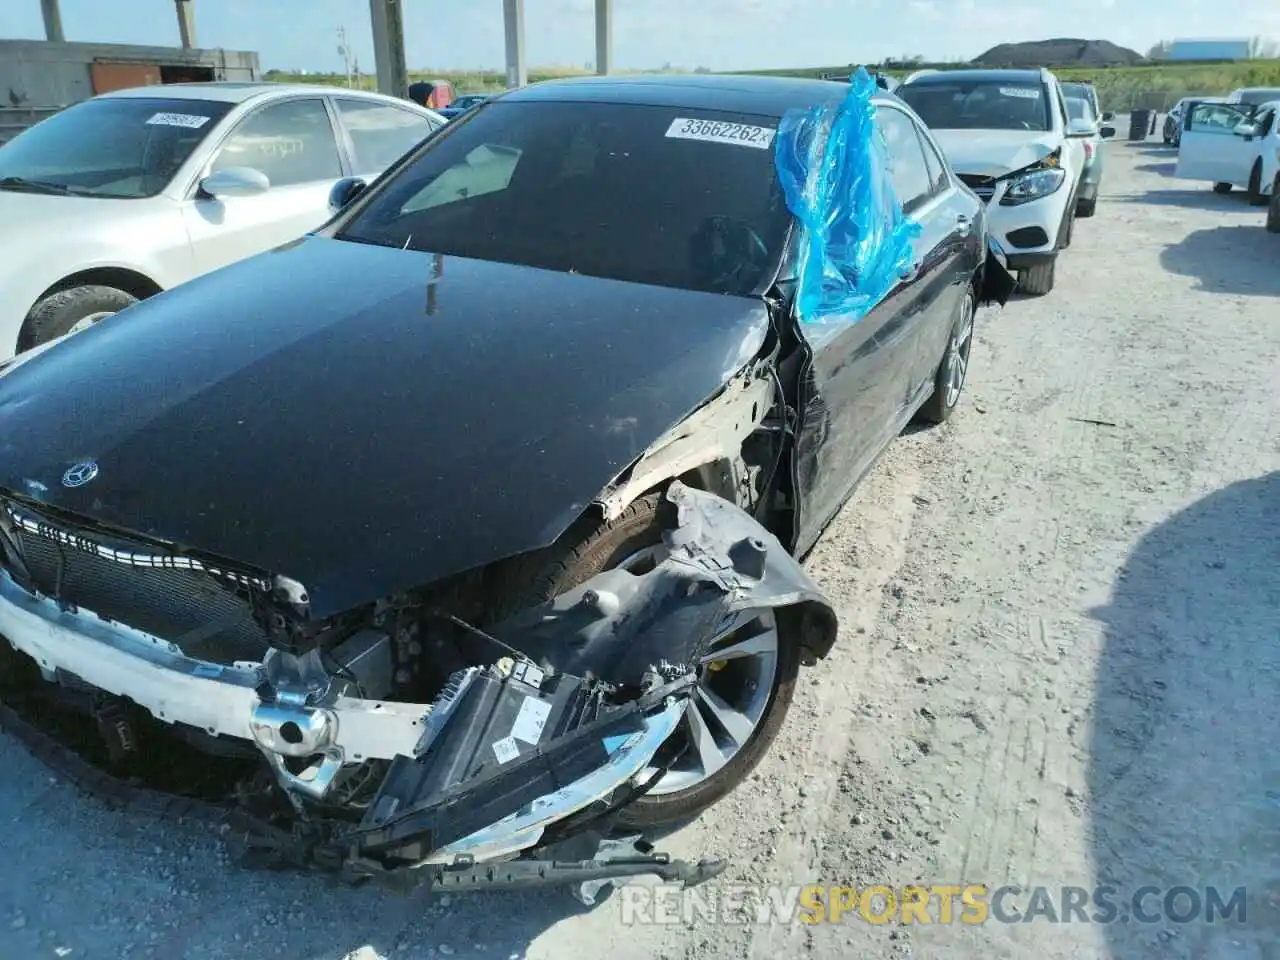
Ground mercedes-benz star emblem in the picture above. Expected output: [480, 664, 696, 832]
[61, 460, 99, 489]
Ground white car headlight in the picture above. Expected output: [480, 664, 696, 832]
[999, 167, 1066, 206]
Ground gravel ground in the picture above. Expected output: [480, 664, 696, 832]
[1, 128, 1278, 960]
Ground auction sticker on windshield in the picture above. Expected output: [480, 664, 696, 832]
[999, 87, 1041, 99]
[666, 118, 777, 149]
[146, 112, 213, 129]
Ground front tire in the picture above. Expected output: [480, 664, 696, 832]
[1017, 258, 1056, 296]
[915, 287, 975, 425]
[1076, 195, 1098, 218]
[1267, 183, 1280, 234]
[21, 284, 137, 351]
[490, 492, 801, 830]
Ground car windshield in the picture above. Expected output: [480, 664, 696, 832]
[336, 100, 792, 296]
[898, 79, 1051, 131]
[0, 96, 232, 199]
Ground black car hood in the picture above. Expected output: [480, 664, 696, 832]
[0, 237, 770, 616]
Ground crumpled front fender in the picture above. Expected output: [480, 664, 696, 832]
[348, 483, 838, 867]
[495, 481, 839, 681]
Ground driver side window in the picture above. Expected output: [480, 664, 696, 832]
[210, 98, 342, 188]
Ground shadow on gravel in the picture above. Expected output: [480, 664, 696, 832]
[1120, 188, 1246, 212]
[1088, 473, 1280, 958]
[1160, 225, 1280, 297]
[1133, 162, 1175, 177]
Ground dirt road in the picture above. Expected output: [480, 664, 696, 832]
[1, 130, 1277, 960]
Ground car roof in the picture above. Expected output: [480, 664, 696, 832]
[498, 73, 853, 118]
[98, 82, 394, 105]
[902, 68, 1047, 85]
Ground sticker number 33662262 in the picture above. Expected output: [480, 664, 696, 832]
[666, 117, 777, 150]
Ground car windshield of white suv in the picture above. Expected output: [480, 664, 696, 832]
[0, 97, 232, 199]
[898, 79, 1051, 132]
[337, 100, 793, 297]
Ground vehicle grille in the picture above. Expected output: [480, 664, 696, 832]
[958, 174, 996, 203]
[0, 499, 271, 665]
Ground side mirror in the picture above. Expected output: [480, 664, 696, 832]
[1233, 121, 1259, 138]
[1101, 111, 1115, 122]
[328, 176, 368, 213]
[1066, 118, 1096, 138]
[1099, 125, 1116, 139]
[199, 166, 269, 199]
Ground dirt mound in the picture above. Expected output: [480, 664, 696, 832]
[973, 38, 1146, 67]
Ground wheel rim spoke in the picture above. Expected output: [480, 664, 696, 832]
[684, 698, 728, 777]
[694, 685, 755, 748]
[700, 625, 776, 663]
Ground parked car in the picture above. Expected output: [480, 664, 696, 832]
[1060, 81, 1112, 126]
[0, 74, 1010, 885]
[438, 93, 491, 121]
[1064, 94, 1113, 217]
[1228, 87, 1280, 107]
[1174, 99, 1278, 204]
[0, 82, 445, 358]
[1162, 96, 1220, 146]
[898, 68, 1100, 295]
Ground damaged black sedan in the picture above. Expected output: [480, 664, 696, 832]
[0, 73, 1010, 892]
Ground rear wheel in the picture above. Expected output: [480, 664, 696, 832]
[21, 284, 137, 351]
[1247, 161, 1267, 206]
[1076, 195, 1098, 218]
[1017, 258, 1056, 296]
[491, 493, 801, 830]
[1212, 181, 1233, 195]
[915, 287, 975, 425]
[1267, 183, 1280, 234]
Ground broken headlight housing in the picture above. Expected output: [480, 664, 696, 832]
[999, 167, 1066, 206]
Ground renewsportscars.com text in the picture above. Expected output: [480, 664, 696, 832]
[617, 883, 1249, 926]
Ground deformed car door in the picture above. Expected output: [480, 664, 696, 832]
[1175, 101, 1258, 185]
[790, 104, 964, 555]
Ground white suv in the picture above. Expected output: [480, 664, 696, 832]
[898, 68, 1094, 296]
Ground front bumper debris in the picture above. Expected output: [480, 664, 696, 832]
[0, 483, 836, 884]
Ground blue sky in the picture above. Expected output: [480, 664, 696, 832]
[2, 0, 1278, 72]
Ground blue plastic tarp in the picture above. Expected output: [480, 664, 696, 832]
[774, 67, 921, 332]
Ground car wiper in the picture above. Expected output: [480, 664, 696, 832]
[0, 176, 83, 196]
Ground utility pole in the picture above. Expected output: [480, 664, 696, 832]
[503, 0, 527, 89]
[370, 0, 409, 99]
[174, 0, 197, 49]
[338, 26, 353, 88]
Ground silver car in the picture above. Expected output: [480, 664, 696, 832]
[1065, 94, 1115, 218]
[0, 82, 444, 357]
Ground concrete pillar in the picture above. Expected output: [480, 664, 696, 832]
[503, 0, 527, 89]
[594, 0, 613, 75]
[175, 0, 197, 49]
[41, 0, 65, 43]
[369, 0, 408, 99]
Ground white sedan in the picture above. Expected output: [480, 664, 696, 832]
[0, 82, 443, 357]
[1174, 98, 1279, 205]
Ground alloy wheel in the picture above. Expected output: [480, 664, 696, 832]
[614, 544, 779, 795]
[945, 292, 975, 408]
